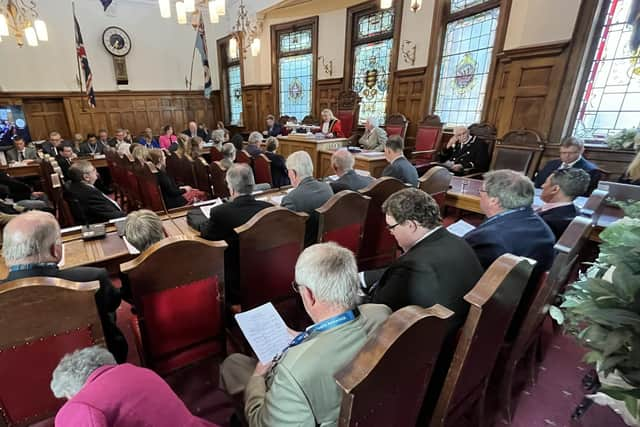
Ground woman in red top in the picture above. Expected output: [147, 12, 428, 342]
[317, 108, 344, 138]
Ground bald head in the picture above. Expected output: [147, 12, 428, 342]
[2, 211, 62, 266]
[331, 149, 355, 176]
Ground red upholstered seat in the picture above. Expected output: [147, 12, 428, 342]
[336, 91, 361, 139]
[135, 162, 166, 212]
[210, 145, 223, 162]
[235, 149, 252, 165]
[384, 113, 409, 139]
[210, 161, 231, 199]
[253, 154, 273, 186]
[316, 190, 371, 256]
[411, 115, 444, 167]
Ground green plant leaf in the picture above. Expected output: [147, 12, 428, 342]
[602, 329, 632, 357]
[549, 306, 564, 325]
[584, 350, 603, 365]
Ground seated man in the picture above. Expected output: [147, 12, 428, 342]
[201, 164, 272, 311]
[534, 136, 599, 194]
[66, 160, 125, 224]
[42, 131, 67, 157]
[263, 137, 290, 188]
[382, 135, 419, 187]
[1, 211, 127, 362]
[464, 170, 555, 273]
[182, 120, 209, 140]
[358, 117, 387, 152]
[245, 131, 263, 157]
[538, 168, 590, 240]
[281, 151, 333, 246]
[438, 125, 489, 175]
[365, 188, 483, 330]
[329, 148, 373, 193]
[6, 136, 38, 163]
[220, 242, 390, 426]
[264, 114, 283, 137]
[79, 133, 105, 156]
[51, 346, 217, 426]
[56, 145, 76, 180]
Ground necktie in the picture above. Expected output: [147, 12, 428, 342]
[18, 152, 23, 161]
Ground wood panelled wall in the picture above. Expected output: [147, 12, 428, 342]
[316, 79, 343, 114]
[242, 85, 274, 133]
[390, 67, 427, 146]
[0, 91, 219, 140]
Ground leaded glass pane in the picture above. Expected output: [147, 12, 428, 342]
[573, 0, 639, 139]
[279, 29, 312, 54]
[434, 7, 499, 126]
[279, 54, 313, 118]
[227, 65, 242, 125]
[357, 9, 394, 40]
[451, 0, 492, 13]
[352, 39, 393, 125]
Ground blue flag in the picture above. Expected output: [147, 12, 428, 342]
[100, 0, 113, 11]
[194, 15, 212, 99]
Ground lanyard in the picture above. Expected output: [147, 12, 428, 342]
[9, 262, 58, 272]
[288, 308, 359, 348]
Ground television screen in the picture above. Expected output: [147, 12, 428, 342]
[0, 105, 31, 146]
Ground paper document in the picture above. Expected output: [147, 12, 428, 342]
[447, 220, 476, 237]
[235, 303, 293, 363]
[198, 198, 222, 219]
[359, 151, 384, 157]
[271, 195, 285, 205]
[122, 236, 140, 255]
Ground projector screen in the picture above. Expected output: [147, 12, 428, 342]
[0, 105, 31, 145]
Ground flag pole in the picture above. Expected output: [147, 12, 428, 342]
[72, 2, 84, 94]
[188, 40, 197, 91]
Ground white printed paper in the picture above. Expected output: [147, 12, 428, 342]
[198, 198, 222, 219]
[122, 236, 140, 255]
[234, 303, 292, 363]
[270, 195, 285, 206]
[447, 220, 476, 237]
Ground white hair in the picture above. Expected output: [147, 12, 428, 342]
[331, 148, 355, 172]
[295, 242, 359, 309]
[124, 209, 164, 252]
[248, 131, 263, 145]
[51, 346, 116, 399]
[286, 151, 314, 179]
[2, 211, 60, 265]
[226, 163, 255, 194]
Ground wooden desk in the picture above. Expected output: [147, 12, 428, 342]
[0, 157, 108, 179]
[277, 135, 348, 178]
[318, 149, 388, 178]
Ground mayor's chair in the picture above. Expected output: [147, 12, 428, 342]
[120, 236, 228, 376]
[411, 115, 444, 175]
[384, 113, 409, 140]
[0, 277, 104, 427]
[336, 90, 361, 140]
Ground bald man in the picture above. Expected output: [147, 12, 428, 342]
[1, 211, 127, 362]
[329, 148, 373, 193]
[438, 125, 489, 175]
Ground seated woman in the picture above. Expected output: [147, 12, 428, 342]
[51, 346, 218, 426]
[264, 137, 290, 187]
[190, 136, 204, 159]
[131, 144, 150, 165]
[139, 127, 160, 148]
[316, 108, 344, 138]
[218, 142, 236, 171]
[148, 149, 204, 208]
[175, 134, 193, 159]
[158, 125, 177, 150]
[619, 150, 640, 186]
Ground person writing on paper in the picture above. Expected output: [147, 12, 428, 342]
[317, 108, 344, 138]
[329, 148, 373, 193]
[437, 125, 488, 175]
[220, 242, 390, 427]
[6, 136, 37, 163]
[1, 211, 127, 362]
[201, 164, 272, 312]
[51, 346, 219, 427]
[358, 116, 387, 152]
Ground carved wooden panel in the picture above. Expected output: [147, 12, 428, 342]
[487, 43, 570, 139]
[316, 78, 343, 115]
[242, 85, 273, 134]
[389, 67, 426, 147]
[21, 99, 71, 140]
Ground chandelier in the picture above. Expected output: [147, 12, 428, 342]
[381, 0, 422, 12]
[158, 0, 225, 25]
[229, 0, 261, 59]
[0, 0, 48, 47]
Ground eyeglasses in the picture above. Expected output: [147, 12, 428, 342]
[479, 189, 488, 194]
[386, 222, 401, 231]
[291, 281, 302, 293]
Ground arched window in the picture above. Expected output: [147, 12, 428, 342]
[217, 36, 243, 126]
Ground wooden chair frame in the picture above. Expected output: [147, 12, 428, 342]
[315, 190, 371, 257]
[418, 166, 453, 212]
[384, 113, 409, 140]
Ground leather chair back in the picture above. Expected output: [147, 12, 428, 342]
[316, 190, 371, 256]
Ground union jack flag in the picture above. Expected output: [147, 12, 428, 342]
[74, 12, 96, 108]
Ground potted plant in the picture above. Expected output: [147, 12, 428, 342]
[606, 128, 640, 151]
[551, 201, 640, 425]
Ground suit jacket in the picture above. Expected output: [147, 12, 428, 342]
[330, 169, 374, 193]
[55, 155, 73, 180]
[6, 146, 37, 162]
[244, 304, 390, 427]
[0, 171, 32, 201]
[66, 181, 125, 224]
[156, 168, 187, 209]
[55, 364, 216, 427]
[182, 129, 209, 140]
[382, 156, 419, 187]
[201, 195, 272, 304]
[438, 137, 489, 175]
[281, 177, 333, 247]
[264, 151, 290, 188]
[359, 127, 387, 151]
[246, 144, 262, 157]
[534, 157, 599, 194]
[3, 265, 127, 363]
[79, 141, 106, 155]
[266, 123, 283, 137]
[369, 227, 483, 330]
[42, 141, 69, 157]
[538, 203, 578, 241]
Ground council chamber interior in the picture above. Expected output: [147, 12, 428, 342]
[0, 0, 639, 426]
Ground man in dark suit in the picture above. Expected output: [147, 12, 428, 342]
[537, 168, 590, 240]
[329, 148, 373, 193]
[245, 131, 264, 157]
[6, 136, 38, 163]
[66, 160, 125, 224]
[55, 145, 75, 180]
[464, 170, 555, 273]
[182, 120, 208, 140]
[264, 137, 290, 187]
[265, 114, 283, 137]
[1, 211, 127, 362]
[80, 133, 106, 156]
[201, 164, 272, 311]
[42, 131, 67, 157]
[438, 125, 489, 175]
[382, 135, 418, 187]
[365, 188, 483, 330]
[534, 136, 599, 195]
[282, 150, 333, 246]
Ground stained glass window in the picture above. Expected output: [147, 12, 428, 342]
[573, 0, 639, 139]
[280, 30, 312, 54]
[434, 7, 499, 126]
[228, 65, 242, 125]
[351, 7, 395, 125]
[451, 0, 493, 13]
[279, 54, 313, 118]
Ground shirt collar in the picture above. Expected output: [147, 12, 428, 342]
[564, 156, 582, 168]
[538, 201, 573, 213]
[407, 226, 442, 251]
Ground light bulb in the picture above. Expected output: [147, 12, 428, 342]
[229, 37, 238, 59]
[410, 0, 422, 12]
[176, 2, 187, 24]
[215, 0, 225, 16]
[34, 19, 48, 41]
[25, 27, 38, 46]
[184, 0, 195, 13]
[380, 0, 392, 9]
[0, 14, 9, 37]
[251, 38, 260, 57]
[159, 0, 171, 18]
[209, 1, 219, 23]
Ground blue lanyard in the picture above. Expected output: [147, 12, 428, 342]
[288, 308, 359, 349]
[483, 206, 529, 226]
[9, 262, 58, 272]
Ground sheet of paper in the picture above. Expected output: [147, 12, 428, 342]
[271, 195, 285, 205]
[122, 236, 140, 255]
[198, 198, 222, 218]
[234, 303, 292, 363]
[355, 169, 371, 176]
[447, 220, 476, 237]
[359, 151, 384, 157]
